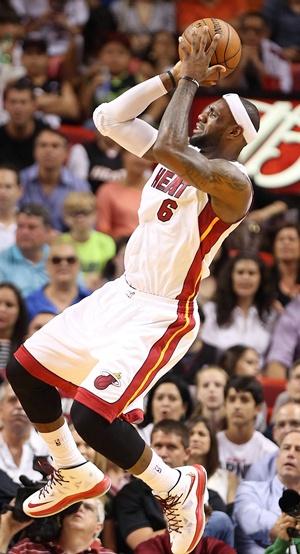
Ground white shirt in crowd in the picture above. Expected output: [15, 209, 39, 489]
[0, 427, 49, 483]
[217, 430, 278, 479]
[201, 302, 276, 356]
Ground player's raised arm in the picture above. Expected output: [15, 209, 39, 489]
[153, 28, 259, 223]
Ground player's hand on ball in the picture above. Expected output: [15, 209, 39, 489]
[178, 27, 225, 86]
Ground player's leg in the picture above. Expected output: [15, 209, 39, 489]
[6, 358, 111, 514]
[71, 401, 207, 554]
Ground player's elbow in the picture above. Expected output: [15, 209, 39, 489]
[152, 140, 181, 166]
[92, 103, 111, 135]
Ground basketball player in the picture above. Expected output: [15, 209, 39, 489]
[7, 29, 259, 554]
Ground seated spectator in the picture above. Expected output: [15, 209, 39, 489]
[82, 2, 117, 62]
[68, 134, 124, 193]
[20, 36, 80, 126]
[0, 13, 25, 122]
[62, 191, 116, 290]
[201, 253, 277, 358]
[217, 376, 278, 478]
[0, 204, 51, 296]
[137, 374, 194, 444]
[188, 416, 238, 505]
[115, 420, 235, 553]
[193, 366, 227, 433]
[135, 531, 237, 554]
[25, 240, 91, 321]
[96, 150, 152, 239]
[176, 0, 249, 34]
[246, 400, 300, 481]
[0, 381, 48, 483]
[99, 236, 129, 288]
[20, 0, 89, 59]
[27, 310, 56, 337]
[219, 345, 261, 378]
[1, 496, 117, 554]
[145, 30, 178, 74]
[0, 283, 28, 381]
[221, 11, 292, 94]
[0, 80, 49, 170]
[263, 0, 300, 61]
[234, 431, 300, 553]
[111, 0, 176, 54]
[20, 128, 90, 231]
[218, 345, 267, 431]
[0, 164, 21, 251]
[269, 223, 300, 311]
[265, 294, 300, 379]
[80, 33, 139, 123]
[272, 360, 300, 413]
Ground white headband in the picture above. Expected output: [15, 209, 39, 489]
[222, 93, 258, 144]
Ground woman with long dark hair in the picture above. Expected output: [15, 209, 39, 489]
[200, 253, 277, 357]
[187, 416, 238, 506]
[137, 373, 194, 444]
[0, 282, 29, 380]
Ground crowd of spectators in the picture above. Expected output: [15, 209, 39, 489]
[0, 1, 299, 554]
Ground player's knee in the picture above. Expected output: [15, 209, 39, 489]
[6, 357, 24, 390]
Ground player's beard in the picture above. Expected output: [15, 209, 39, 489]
[189, 131, 222, 150]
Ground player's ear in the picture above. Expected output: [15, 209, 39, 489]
[230, 124, 244, 139]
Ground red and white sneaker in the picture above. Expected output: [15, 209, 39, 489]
[154, 465, 207, 554]
[23, 461, 111, 518]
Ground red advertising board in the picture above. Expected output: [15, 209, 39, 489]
[191, 97, 300, 195]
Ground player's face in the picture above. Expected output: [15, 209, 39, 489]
[190, 100, 229, 149]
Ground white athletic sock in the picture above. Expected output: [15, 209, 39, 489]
[39, 421, 88, 469]
[135, 450, 180, 493]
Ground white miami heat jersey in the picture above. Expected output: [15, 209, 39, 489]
[125, 161, 249, 300]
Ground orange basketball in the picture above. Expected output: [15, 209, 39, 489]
[181, 18, 242, 78]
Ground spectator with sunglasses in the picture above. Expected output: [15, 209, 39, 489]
[62, 192, 116, 291]
[25, 240, 90, 321]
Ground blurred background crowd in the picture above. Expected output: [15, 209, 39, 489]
[0, 1, 299, 553]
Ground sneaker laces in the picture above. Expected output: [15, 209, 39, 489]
[154, 492, 183, 533]
[38, 468, 69, 499]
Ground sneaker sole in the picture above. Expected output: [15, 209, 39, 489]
[186, 465, 207, 554]
[24, 476, 111, 518]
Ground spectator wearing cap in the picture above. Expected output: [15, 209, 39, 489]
[20, 36, 80, 126]
[0, 204, 51, 296]
[20, 128, 91, 231]
[0, 80, 49, 170]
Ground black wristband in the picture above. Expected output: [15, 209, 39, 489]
[180, 75, 200, 88]
[166, 70, 176, 89]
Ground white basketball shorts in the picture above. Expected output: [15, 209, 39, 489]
[15, 276, 199, 424]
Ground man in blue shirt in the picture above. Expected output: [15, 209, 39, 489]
[0, 204, 51, 296]
[234, 431, 300, 553]
[20, 129, 90, 231]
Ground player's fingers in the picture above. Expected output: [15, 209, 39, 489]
[206, 33, 220, 58]
[197, 26, 209, 52]
[178, 36, 191, 58]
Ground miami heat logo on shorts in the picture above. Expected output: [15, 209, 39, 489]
[94, 371, 121, 390]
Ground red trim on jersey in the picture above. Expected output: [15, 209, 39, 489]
[15, 346, 78, 396]
[177, 201, 230, 301]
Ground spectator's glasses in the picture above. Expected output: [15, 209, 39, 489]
[50, 256, 78, 265]
[275, 420, 300, 429]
